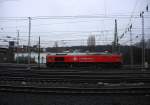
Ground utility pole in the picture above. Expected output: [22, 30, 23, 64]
[129, 24, 133, 67]
[112, 19, 118, 53]
[38, 36, 40, 68]
[28, 17, 31, 65]
[140, 12, 145, 68]
[16, 30, 20, 64]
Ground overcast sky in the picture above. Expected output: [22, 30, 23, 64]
[0, 0, 149, 47]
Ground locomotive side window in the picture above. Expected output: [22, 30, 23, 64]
[55, 57, 64, 62]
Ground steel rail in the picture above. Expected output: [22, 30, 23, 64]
[0, 85, 150, 94]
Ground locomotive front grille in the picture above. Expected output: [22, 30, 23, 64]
[55, 57, 64, 62]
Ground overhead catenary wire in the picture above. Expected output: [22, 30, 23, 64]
[1, 14, 150, 21]
[120, 0, 150, 40]
[0, 11, 149, 47]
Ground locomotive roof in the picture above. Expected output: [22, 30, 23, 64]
[47, 52, 120, 56]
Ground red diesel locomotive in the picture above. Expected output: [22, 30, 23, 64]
[46, 52, 123, 68]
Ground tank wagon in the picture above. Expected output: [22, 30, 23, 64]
[46, 52, 122, 68]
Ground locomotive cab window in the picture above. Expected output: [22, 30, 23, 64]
[55, 57, 64, 62]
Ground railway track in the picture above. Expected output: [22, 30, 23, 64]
[0, 68, 150, 83]
[0, 75, 150, 94]
[0, 64, 150, 94]
[0, 84, 150, 94]
[1, 70, 150, 82]
[0, 63, 149, 70]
